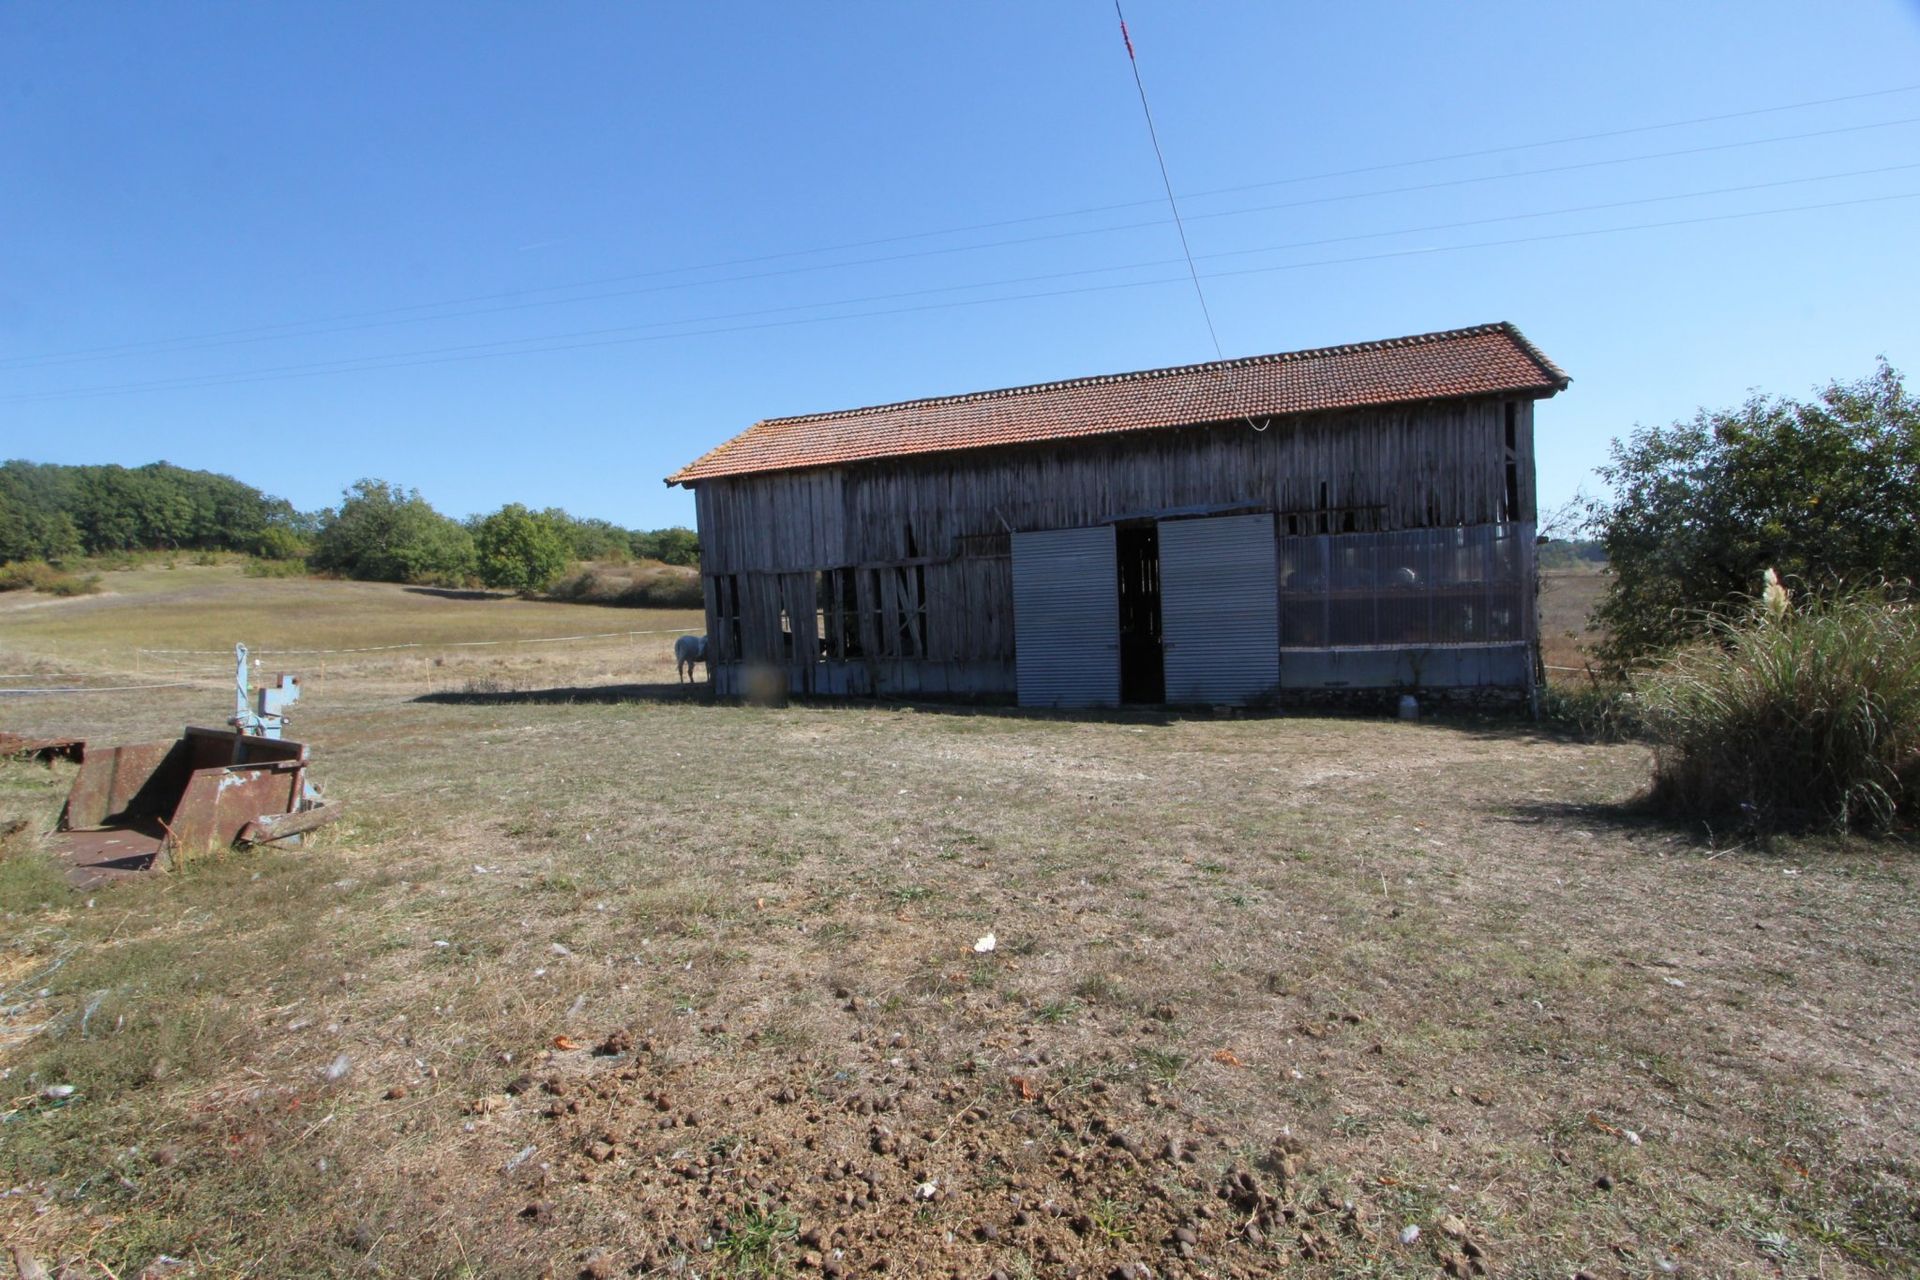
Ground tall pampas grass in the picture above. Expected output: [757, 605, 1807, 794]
[1638, 578, 1920, 833]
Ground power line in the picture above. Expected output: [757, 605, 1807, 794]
[1114, 0, 1223, 356]
[8, 188, 1915, 405]
[1185, 115, 1920, 226]
[14, 162, 1908, 398]
[1198, 159, 1920, 263]
[4, 85, 1916, 371]
[7, 111, 1913, 378]
[11, 160, 1914, 399]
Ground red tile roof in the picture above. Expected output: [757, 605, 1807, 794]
[666, 322, 1567, 486]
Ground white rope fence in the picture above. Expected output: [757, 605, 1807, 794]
[135, 625, 699, 658]
[0, 680, 214, 696]
[2, 624, 704, 697]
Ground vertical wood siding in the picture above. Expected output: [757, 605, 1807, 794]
[688, 395, 1541, 681]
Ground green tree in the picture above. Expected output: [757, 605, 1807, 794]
[631, 526, 700, 566]
[0, 459, 292, 561]
[309, 479, 475, 585]
[252, 524, 310, 561]
[475, 503, 572, 592]
[33, 509, 83, 563]
[1589, 360, 1919, 664]
[543, 510, 632, 563]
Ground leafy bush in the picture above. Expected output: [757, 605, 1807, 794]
[309, 479, 475, 586]
[620, 575, 703, 609]
[549, 562, 703, 609]
[1539, 682, 1644, 742]
[43, 571, 102, 597]
[630, 526, 699, 566]
[1638, 584, 1920, 834]
[0, 560, 46, 591]
[474, 503, 572, 593]
[1589, 361, 1918, 665]
[243, 557, 310, 579]
[252, 525, 310, 561]
[0, 559, 101, 596]
[549, 512, 633, 563]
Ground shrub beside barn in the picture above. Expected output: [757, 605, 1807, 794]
[666, 322, 1568, 708]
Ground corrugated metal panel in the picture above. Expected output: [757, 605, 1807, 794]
[1012, 525, 1119, 708]
[1277, 522, 1533, 648]
[1159, 513, 1281, 705]
[1277, 643, 1532, 690]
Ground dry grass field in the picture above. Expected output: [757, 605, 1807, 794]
[1538, 569, 1608, 684]
[1, 566, 1916, 1279]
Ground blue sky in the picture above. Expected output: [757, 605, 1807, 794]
[3, 1, 1918, 530]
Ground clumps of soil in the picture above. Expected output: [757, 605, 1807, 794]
[501, 1021, 1427, 1278]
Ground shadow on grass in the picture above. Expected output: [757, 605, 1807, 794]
[835, 698, 1547, 731]
[1498, 796, 1677, 841]
[1515, 793, 1920, 856]
[413, 680, 1190, 722]
[415, 680, 1586, 733]
[414, 681, 706, 707]
[401, 586, 512, 602]
[1502, 797, 1920, 867]
[409, 666, 1606, 744]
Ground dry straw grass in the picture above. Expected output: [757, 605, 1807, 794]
[549, 559, 703, 609]
[1537, 567, 1608, 684]
[1640, 586, 1920, 833]
[0, 560, 101, 597]
[0, 564, 1916, 1278]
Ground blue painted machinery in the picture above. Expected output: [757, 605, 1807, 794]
[229, 642, 301, 739]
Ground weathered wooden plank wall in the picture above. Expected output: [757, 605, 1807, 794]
[697, 398, 1524, 574]
[689, 394, 1540, 682]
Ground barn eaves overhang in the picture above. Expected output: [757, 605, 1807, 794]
[665, 320, 1568, 488]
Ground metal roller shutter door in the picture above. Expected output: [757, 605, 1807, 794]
[1012, 525, 1119, 708]
[1159, 513, 1281, 705]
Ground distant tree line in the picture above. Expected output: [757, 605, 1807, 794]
[307, 480, 698, 591]
[0, 461, 700, 594]
[1536, 538, 1606, 571]
[0, 460, 308, 563]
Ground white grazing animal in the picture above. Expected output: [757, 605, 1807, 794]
[674, 634, 708, 683]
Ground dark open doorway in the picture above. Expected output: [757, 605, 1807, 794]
[1116, 522, 1164, 704]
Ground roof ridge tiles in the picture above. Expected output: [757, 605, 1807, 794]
[753, 321, 1519, 428]
[666, 321, 1567, 486]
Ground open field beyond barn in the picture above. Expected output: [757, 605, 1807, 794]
[1, 567, 1915, 1279]
[1537, 569, 1609, 682]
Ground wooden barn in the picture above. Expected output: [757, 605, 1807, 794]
[666, 322, 1569, 708]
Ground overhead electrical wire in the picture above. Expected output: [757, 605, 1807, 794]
[3, 87, 1917, 372]
[8, 187, 1916, 405]
[7, 113, 1913, 374]
[1183, 83, 1920, 200]
[11, 113, 1904, 379]
[15, 162, 1910, 397]
[1113, 0, 1224, 356]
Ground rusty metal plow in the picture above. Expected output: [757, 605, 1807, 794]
[6, 727, 342, 889]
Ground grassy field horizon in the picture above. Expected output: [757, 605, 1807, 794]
[0, 560, 703, 694]
[3, 558, 1612, 685]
